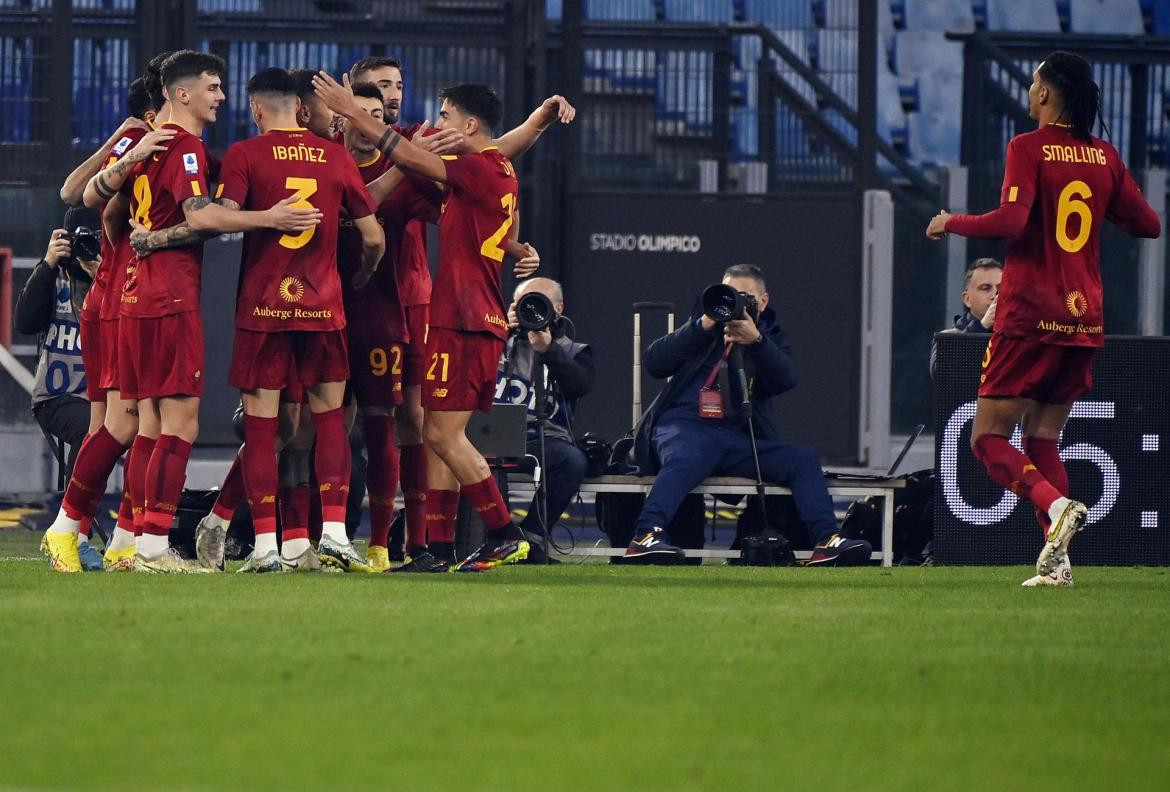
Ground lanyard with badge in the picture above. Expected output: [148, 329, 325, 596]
[698, 341, 734, 419]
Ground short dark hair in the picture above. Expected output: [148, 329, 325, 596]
[723, 263, 767, 290]
[349, 55, 403, 83]
[143, 50, 173, 109]
[438, 83, 502, 131]
[350, 81, 384, 104]
[127, 76, 153, 120]
[160, 50, 226, 91]
[289, 68, 318, 100]
[246, 67, 297, 99]
[963, 257, 1003, 288]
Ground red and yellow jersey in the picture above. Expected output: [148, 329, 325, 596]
[84, 125, 147, 322]
[948, 124, 1160, 346]
[429, 146, 518, 341]
[217, 128, 376, 333]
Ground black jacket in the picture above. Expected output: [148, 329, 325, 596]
[630, 305, 797, 473]
[14, 260, 63, 336]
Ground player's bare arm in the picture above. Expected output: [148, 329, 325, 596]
[503, 213, 540, 277]
[61, 116, 148, 206]
[184, 194, 323, 235]
[102, 193, 130, 246]
[350, 213, 386, 290]
[365, 164, 406, 206]
[313, 71, 448, 182]
[82, 128, 174, 208]
[493, 95, 576, 160]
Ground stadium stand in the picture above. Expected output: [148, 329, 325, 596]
[662, 0, 736, 23]
[1067, 0, 1146, 34]
[982, 0, 1062, 32]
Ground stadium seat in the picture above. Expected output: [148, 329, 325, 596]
[1147, 0, 1170, 33]
[585, 0, 657, 20]
[811, 28, 857, 72]
[663, 0, 736, 22]
[877, 64, 909, 149]
[902, 0, 976, 30]
[985, 0, 1062, 31]
[891, 31, 963, 80]
[1068, 0, 1145, 34]
[742, 0, 813, 28]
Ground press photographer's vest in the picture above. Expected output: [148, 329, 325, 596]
[494, 334, 587, 442]
[33, 274, 88, 405]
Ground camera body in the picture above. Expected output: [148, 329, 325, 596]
[516, 290, 558, 333]
[701, 283, 758, 324]
[62, 226, 100, 283]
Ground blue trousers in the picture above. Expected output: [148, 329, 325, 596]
[635, 416, 837, 545]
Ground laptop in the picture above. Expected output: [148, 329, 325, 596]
[466, 404, 529, 459]
[824, 423, 925, 480]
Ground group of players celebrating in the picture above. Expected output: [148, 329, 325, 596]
[41, 48, 575, 574]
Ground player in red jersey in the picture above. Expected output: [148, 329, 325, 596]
[78, 52, 320, 574]
[927, 51, 1161, 587]
[209, 68, 383, 573]
[334, 61, 572, 567]
[335, 82, 443, 570]
[317, 76, 557, 571]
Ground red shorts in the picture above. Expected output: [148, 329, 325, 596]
[229, 328, 349, 393]
[80, 314, 105, 401]
[978, 334, 1096, 404]
[402, 304, 430, 387]
[97, 318, 121, 392]
[346, 336, 405, 409]
[119, 312, 205, 400]
[422, 326, 503, 413]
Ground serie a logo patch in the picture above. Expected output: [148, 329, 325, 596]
[112, 136, 132, 155]
[183, 153, 199, 174]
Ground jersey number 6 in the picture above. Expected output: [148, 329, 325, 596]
[1056, 179, 1092, 254]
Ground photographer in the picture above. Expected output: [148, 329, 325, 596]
[496, 277, 594, 563]
[625, 264, 870, 565]
[15, 217, 100, 489]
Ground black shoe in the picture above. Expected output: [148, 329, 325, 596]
[623, 528, 685, 565]
[519, 538, 561, 565]
[453, 538, 530, 572]
[389, 511, 406, 562]
[393, 549, 449, 573]
[808, 534, 872, 566]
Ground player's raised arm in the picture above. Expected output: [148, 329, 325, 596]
[492, 94, 576, 160]
[313, 71, 448, 183]
[62, 116, 148, 206]
[82, 127, 174, 209]
[927, 137, 1036, 240]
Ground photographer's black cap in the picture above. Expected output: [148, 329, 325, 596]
[62, 206, 100, 234]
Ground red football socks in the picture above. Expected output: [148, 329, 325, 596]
[461, 476, 512, 533]
[141, 435, 192, 537]
[241, 416, 279, 539]
[972, 434, 1062, 514]
[424, 488, 460, 544]
[400, 443, 428, 552]
[279, 485, 311, 544]
[212, 450, 247, 522]
[311, 407, 351, 525]
[127, 435, 157, 537]
[1022, 436, 1068, 534]
[61, 427, 126, 521]
[363, 414, 399, 549]
[116, 487, 133, 529]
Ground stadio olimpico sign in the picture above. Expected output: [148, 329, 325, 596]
[588, 232, 702, 253]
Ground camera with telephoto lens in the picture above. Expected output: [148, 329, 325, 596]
[516, 291, 558, 333]
[701, 283, 758, 324]
[62, 226, 100, 283]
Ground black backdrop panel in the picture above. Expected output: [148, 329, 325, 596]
[198, 236, 244, 446]
[933, 333, 1170, 565]
[565, 193, 862, 463]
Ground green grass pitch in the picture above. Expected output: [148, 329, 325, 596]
[2, 531, 1169, 791]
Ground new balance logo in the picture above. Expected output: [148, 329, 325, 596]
[634, 534, 661, 548]
[825, 535, 847, 548]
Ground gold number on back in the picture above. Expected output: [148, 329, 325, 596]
[279, 176, 319, 250]
[479, 193, 516, 263]
[132, 175, 153, 230]
[1055, 180, 1093, 253]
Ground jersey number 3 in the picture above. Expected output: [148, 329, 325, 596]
[279, 177, 319, 250]
[1056, 180, 1092, 254]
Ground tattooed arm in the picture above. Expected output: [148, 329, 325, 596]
[62, 117, 149, 206]
[81, 128, 175, 208]
[184, 195, 322, 235]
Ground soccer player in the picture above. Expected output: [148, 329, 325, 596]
[290, 68, 336, 139]
[336, 82, 443, 571]
[336, 63, 571, 565]
[85, 51, 319, 574]
[210, 68, 383, 572]
[316, 75, 543, 571]
[926, 51, 1161, 587]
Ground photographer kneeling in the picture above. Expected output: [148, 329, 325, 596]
[625, 264, 870, 565]
[496, 278, 594, 564]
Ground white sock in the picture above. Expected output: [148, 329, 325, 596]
[254, 533, 277, 556]
[77, 533, 89, 545]
[108, 526, 135, 552]
[282, 537, 311, 559]
[1047, 497, 1071, 530]
[321, 521, 348, 544]
[138, 534, 169, 558]
[48, 512, 82, 536]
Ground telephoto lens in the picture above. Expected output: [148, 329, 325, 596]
[516, 291, 555, 332]
[701, 283, 745, 322]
